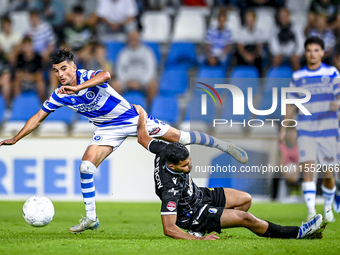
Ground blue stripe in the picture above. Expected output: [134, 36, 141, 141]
[298, 129, 338, 137]
[81, 182, 94, 189]
[41, 105, 53, 113]
[322, 191, 335, 196]
[298, 111, 337, 121]
[304, 190, 316, 194]
[199, 132, 206, 145]
[80, 173, 93, 179]
[83, 191, 95, 198]
[190, 132, 196, 143]
[94, 106, 139, 127]
[309, 93, 335, 102]
[207, 135, 214, 147]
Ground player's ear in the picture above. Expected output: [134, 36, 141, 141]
[168, 163, 175, 170]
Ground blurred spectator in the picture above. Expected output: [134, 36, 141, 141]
[235, 10, 265, 75]
[308, 14, 335, 63]
[62, 6, 95, 53]
[115, 30, 157, 106]
[237, 0, 285, 12]
[14, 37, 45, 102]
[269, 8, 303, 71]
[5, 0, 30, 12]
[31, 0, 65, 33]
[0, 46, 11, 108]
[0, 16, 23, 65]
[306, 0, 340, 37]
[0, 0, 9, 16]
[332, 42, 340, 72]
[95, 0, 138, 39]
[182, 0, 207, 5]
[27, 10, 56, 64]
[64, 0, 97, 27]
[204, 9, 233, 67]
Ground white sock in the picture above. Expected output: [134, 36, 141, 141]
[321, 184, 335, 212]
[302, 181, 316, 214]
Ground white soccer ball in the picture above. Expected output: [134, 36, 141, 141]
[22, 196, 55, 227]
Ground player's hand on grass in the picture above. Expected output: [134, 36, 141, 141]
[329, 100, 340, 111]
[57, 85, 79, 95]
[0, 138, 17, 147]
[200, 233, 219, 240]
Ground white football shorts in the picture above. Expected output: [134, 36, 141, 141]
[88, 115, 170, 150]
[297, 136, 337, 165]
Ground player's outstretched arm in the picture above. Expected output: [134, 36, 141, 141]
[0, 109, 49, 147]
[161, 215, 219, 240]
[135, 104, 153, 149]
[278, 104, 297, 143]
[57, 71, 111, 95]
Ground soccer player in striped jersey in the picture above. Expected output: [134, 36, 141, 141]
[279, 36, 340, 222]
[0, 48, 248, 233]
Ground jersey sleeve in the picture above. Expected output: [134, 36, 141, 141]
[84, 69, 108, 88]
[148, 139, 168, 154]
[42, 91, 63, 113]
[160, 186, 181, 215]
[332, 69, 340, 98]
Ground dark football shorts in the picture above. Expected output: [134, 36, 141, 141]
[188, 187, 226, 234]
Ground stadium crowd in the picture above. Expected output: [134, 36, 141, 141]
[0, 0, 340, 130]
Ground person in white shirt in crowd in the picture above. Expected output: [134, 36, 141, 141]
[95, 0, 138, 40]
[235, 10, 265, 76]
[115, 30, 157, 107]
[0, 16, 23, 65]
[269, 8, 304, 71]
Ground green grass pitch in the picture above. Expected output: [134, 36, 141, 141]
[0, 201, 340, 255]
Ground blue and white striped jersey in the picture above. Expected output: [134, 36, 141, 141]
[289, 63, 340, 137]
[42, 69, 138, 127]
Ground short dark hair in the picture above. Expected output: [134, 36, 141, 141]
[165, 142, 189, 165]
[1, 16, 11, 24]
[304, 36, 325, 50]
[51, 48, 74, 64]
[22, 36, 32, 44]
[73, 5, 84, 14]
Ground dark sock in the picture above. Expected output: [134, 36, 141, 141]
[259, 222, 299, 239]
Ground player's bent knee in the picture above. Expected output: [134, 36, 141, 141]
[79, 160, 97, 174]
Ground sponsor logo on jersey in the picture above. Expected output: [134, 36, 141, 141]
[93, 135, 103, 141]
[167, 201, 176, 211]
[168, 188, 180, 196]
[82, 71, 87, 77]
[172, 177, 177, 184]
[71, 98, 76, 103]
[74, 94, 102, 112]
[149, 127, 161, 135]
[187, 177, 193, 196]
[155, 163, 163, 189]
[321, 76, 330, 84]
[86, 91, 96, 100]
[208, 208, 217, 214]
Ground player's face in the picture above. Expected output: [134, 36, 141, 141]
[305, 44, 324, 66]
[52, 61, 77, 86]
[174, 156, 192, 173]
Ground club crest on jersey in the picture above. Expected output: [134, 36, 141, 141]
[167, 201, 176, 211]
[86, 91, 96, 100]
[209, 208, 217, 214]
[93, 135, 102, 141]
[321, 76, 330, 84]
[149, 127, 161, 135]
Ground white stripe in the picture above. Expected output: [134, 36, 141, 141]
[196, 204, 208, 220]
[203, 133, 210, 146]
[161, 212, 177, 215]
[301, 101, 334, 114]
[81, 178, 93, 184]
[81, 187, 95, 193]
[193, 131, 201, 143]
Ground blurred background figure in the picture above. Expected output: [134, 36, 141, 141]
[308, 13, 336, 64]
[333, 42, 340, 72]
[204, 8, 233, 67]
[0, 46, 11, 108]
[235, 10, 265, 76]
[64, 0, 97, 27]
[115, 30, 157, 107]
[27, 10, 56, 64]
[14, 37, 45, 102]
[95, 0, 138, 40]
[269, 8, 304, 71]
[0, 16, 23, 65]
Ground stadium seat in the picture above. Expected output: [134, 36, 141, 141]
[143, 41, 161, 66]
[159, 70, 189, 96]
[2, 91, 41, 136]
[9, 11, 31, 36]
[172, 13, 206, 42]
[0, 95, 6, 124]
[123, 91, 147, 109]
[286, 0, 312, 14]
[165, 42, 198, 70]
[141, 11, 171, 43]
[150, 95, 180, 125]
[71, 114, 96, 137]
[178, 6, 211, 17]
[36, 107, 76, 137]
[230, 66, 260, 94]
[197, 67, 226, 79]
[264, 66, 292, 92]
[105, 41, 125, 65]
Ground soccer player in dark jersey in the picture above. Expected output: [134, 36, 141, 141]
[135, 104, 324, 240]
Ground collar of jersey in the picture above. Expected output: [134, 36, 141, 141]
[165, 163, 183, 175]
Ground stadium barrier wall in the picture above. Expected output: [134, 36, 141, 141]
[0, 137, 278, 201]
